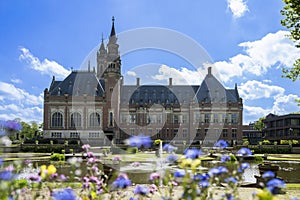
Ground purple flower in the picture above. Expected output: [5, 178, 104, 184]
[148, 184, 158, 193]
[214, 140, 228, 149]
[126, 135, 152, 148]
[59, 174, 68, 181]
[237, 148, 252, 156]
[4, 120, 22, 132]
[149, 172, 160, 181]
[112, 174, 132, 189]
[163, 144, 177, 153]
[134, 185, 149, 195]
[86, 151, 93, 158]
[27, 174, 41, 182]
[262, 171, 275, 179]
[82, 144, 90, 150]
[166, 154, 178, 163]
[131, 162, 140, 167]
[220, 155, 231, 163]
[174, 170, 185, 178]
[52, 188, 76, 200]
[0, 158, 3, 166]
[184, 148, 203, 159]
[0, 170, 13, 180]
[112, 156, 121, 161]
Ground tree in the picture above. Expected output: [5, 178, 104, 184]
[281, 0, 300, 81]
[253, 117, 265, 131]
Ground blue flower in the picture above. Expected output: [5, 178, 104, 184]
[225, 177, 238, 184]
[126, 135, 152, 148]
[214, 140, 228, 149]
[266, 178, 286, 194]
[112, 174, 132, 189]
[163, 144, 177, 153]
[134, 185, 149, 195]
[199, 180, 209, 188]
[237, 148, 252, 156]
[0, 130, 5, 136]
[262, 171, 275, 179]
[166, 154, 178, 163]
[267, 178, 286, 188]
[52, 188, 76, 200]
[184, 148, 203, 159]
[220, 155, 231, 163]
[194, 173, 210, 181]
[238, 162, 250, 173]
[0, 170, 13, 181]
[0, 158, 3, 166]
[223, 193, 234, 200]
[208, 166, 228, 176]
[174, 170, 185, 178]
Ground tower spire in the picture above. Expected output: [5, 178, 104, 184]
[110, 16, 116, 37]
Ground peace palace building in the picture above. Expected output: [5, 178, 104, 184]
[43, 19, 243, 146]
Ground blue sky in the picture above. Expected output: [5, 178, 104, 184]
[0, 0, 300, 124]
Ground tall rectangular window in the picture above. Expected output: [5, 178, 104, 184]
[231, 114, 238, 124]
[204, 114, 211, 123]
[232, 128, 237, 138]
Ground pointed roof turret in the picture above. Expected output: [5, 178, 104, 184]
[99, 33, 106, 54]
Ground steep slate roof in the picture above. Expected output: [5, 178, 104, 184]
[121, 85, 197, 105]
[48, 71, 105, 97]
[121, 73, 239, 106]
[195, 72, 239, 103]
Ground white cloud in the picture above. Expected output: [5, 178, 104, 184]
[272, 94, 300, 115]
[0, 81, 43, 106]
[19, 47, 70, 79]
[239, 80, 285, 100]
[213, 30, 300, 82]
[0, 81, 43, 122]
[243, 105, 271, 124]
[152, 64, 205, 85]
[127, 71, 137, 77]
[227, 0, 249, 18]
[11, 78, 22, 84]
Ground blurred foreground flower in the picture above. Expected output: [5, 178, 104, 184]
[52, 188, 76, 200]
[125, 135, 152, 148]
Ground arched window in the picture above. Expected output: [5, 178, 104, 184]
[89, 112, 100, 127]
[51, 112, 63, 128]
[70, 112, 81, 128]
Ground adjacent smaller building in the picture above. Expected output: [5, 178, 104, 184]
[263, 113, 300, 142]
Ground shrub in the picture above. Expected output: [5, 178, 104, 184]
[50, 153, 65, 161]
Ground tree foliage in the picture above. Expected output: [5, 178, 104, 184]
[281, 0, 300, 81]
[253, 117, 265, 131]
[19, 121, 41, 140]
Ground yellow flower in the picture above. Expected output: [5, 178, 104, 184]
[191, 159, 201, 170]
[40, 165, 47, 179]
[179, 158, 192, 168]
[47, 164, 57, 175]
[256, 189, 278, 200]
[40, 164, 57, 179]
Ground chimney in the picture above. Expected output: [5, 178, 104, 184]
[208, 66, 212, 76]
[169, 78, 172, 87]
[136, 77, 140, 86]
